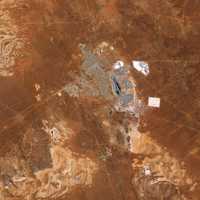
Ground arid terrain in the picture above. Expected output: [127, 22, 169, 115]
[0, 0, 199, 199]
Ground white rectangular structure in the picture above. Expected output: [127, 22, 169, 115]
[132, 61, 149, 76]
[148, 97, 160, 108]
[144, 165, 151, 176]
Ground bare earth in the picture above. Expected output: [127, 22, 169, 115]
[0, 0, 199, 200]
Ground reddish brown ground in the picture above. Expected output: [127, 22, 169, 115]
[0, 0, 200, 199]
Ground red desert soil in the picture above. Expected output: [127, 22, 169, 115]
[0, 0, 199, 199]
